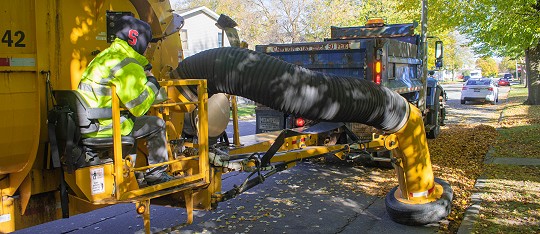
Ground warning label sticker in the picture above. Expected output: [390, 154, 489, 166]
[90, 167, 105, 195]
[0, 214, 11, 223]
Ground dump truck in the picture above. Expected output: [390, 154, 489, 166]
[254, 18, 447, 167]
[255, 19, 446, 139]
[0, 0, 452, 233]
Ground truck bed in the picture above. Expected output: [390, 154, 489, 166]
[256, 38, 422, 95]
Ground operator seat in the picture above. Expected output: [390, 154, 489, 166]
[53, 90, 135, 170]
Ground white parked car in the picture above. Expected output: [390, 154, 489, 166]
[460, 78, 499, 105]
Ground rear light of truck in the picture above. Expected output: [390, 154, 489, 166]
[295, 117, 305, 127]
[488, 87, 493, 91]
[374, 74, 381, 85]
[374, 61, 382, 85]
[375, 61, 381, 73]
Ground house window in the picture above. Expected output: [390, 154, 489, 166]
[218, 32, 223, 47]
[180, 29, 188, 50]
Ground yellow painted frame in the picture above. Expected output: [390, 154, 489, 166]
[102, 79, 211, 203]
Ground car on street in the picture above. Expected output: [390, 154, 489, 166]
[461, 78, 499, 105]
[504, 73, 514, 81]
[498, 77, 511, 86]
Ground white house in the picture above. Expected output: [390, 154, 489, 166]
[178, 6, 231, 58]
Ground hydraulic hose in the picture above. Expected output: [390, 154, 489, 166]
[174, 47, 409, 132]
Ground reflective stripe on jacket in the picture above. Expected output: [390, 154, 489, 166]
[78, 38, 157, 137]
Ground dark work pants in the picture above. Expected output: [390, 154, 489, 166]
[131, 115, 168, 181]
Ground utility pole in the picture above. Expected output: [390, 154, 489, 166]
[419, 0, 428, 111]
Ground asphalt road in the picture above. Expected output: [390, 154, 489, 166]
[443, 81, 510, 125]
[225, 119, 256, 137]
[16, 82, 511, 234]
[17, 163, 438, 234]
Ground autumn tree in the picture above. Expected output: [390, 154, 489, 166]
[395, 1, 474, 80]
[175, 0, 315, 45]
[249, 0, 309, 43]
[173, 0, 271, 47]
[438, 0, 539, 104]
[356, 0, 416, 25]
[476, 57, 499, 77]
[499, 57, 518, 75]
[439, 31, 475, 80]
[303, 0, 359, 41]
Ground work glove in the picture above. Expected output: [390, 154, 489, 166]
[153, 87, 168, 104]
[147, 75, 160, 88]
[146, 75, 167, 104]
[144, 63, 152, 71]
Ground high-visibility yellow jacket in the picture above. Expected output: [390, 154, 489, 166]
[77, 38, 158, 137]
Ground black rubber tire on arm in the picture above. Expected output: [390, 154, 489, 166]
[385, 178, 453, 226]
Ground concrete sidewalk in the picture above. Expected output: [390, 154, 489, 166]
[457, 86, 538, 233]
[457, 149, 540, 233]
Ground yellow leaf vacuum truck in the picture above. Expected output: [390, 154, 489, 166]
[0, 0, 451, 233]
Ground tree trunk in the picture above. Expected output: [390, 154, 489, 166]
[525, 46, 540, 105]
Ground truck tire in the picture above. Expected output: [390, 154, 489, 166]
[385, 178, 453, 226]
[426, 89, 442, 139]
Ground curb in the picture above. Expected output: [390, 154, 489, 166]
[457, 86, 511, 233]
[456, 146, 495, 234]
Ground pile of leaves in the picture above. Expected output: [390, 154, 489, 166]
[499, 104, 540, 127]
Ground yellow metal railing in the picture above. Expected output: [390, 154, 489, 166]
[109, 79, 210, 202]
[229, 95, 241, 146]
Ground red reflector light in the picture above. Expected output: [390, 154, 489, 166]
[488, 87, 493, 91]
[373, 61, 382, 85]
[295, 118, 305, 127]
[0, 58, 10, 66]
[375, 74, 381, 85]
[462, 87, 468, 90]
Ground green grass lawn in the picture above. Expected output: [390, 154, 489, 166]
[495, 85, 540, 158]
[232, 104, 256, 119]
[472, 85, 540, 233]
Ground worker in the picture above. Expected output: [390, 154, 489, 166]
[428, 70, 436, 79]
[77, 15, 172, 185]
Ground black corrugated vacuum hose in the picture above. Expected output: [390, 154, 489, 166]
[175, 47, 408, 132]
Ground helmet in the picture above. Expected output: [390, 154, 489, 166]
[114, 15, 152, 55]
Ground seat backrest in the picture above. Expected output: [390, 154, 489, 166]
[54, 90, 112, 134]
